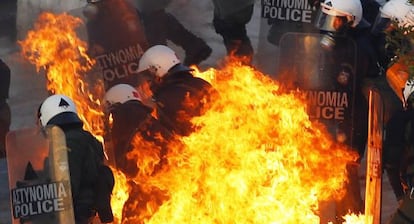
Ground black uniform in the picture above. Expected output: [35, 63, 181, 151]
[110, 100, 172, 177]
[108, 99, 172, 224]
[0, 58, 10, 158]
[212, 0, 254, 61]
[383, 107, 414, 223]
[152, 67, 216, 136]
[315, 22, 377, 220]
[384, 110, 411, 200]
[348, 26, 375, 157]
[315, 27, 370, 219]
[50, 122, 112, 224]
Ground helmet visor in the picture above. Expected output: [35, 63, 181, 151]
[315, 3, 354, 31]
[315, 11, 349, 32]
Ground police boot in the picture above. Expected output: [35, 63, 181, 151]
[162, 12, 212, 66]
[224, 37, 253, 64]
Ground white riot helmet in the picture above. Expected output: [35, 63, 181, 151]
[38, 94, 82, 127]
[137, 45, 191, 78]
[104, 83, 142, 108]
[316, 0, 363, 30]
[403, 78, 414, 109]
[379, 0, 414, 28]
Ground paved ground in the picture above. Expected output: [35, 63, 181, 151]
[0, 1, 402, 223]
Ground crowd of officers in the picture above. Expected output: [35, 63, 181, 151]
[319, 0, 414, 223]
[32, 44, 216, 224]
[3, 0, 414, 223]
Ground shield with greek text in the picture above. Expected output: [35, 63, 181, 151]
[256, 0, 320, 76]
[70, 1, 150, 168]
[277, 32, 357, 147]
[70, 0, 149, 91]
[6, 126, 75, 224]
[276, 32, 358, 223]
[365, 88, 384, 224]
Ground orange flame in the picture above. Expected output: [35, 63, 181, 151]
[19, 12, 105, 141]
[120, 59, 360, 223]
[111, 168, 131, 224]
[119, 134, 171, 223]
[19, 12, 366, 224]
[342, 213, 366, 224]
[18, 12, 126, 222]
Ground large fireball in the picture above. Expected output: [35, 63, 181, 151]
[131, 60, 359, 224]
[19, 12, 362, 224]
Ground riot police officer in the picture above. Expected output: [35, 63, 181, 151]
[104, 83, 173, 224]
[384, 78, 414, 224]
[104, 83, 172, 177]
[314, 0, 375, 219]
[376, 1, 414, 222]
[38, 94, 114, 224]
[137, 45, 217, 137]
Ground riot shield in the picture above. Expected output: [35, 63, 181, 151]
[70, 0, 149, 90]
[6, 125, 75, 224]
[277, 32, 357, 146]
[364, 88, 384, 224]
[256, 0, 320, 76]
[69, 1, 151, 166]
[277, 32, 360, 222]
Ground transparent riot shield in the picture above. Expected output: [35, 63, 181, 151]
[364, 88, 384, 224]
[6, 125, 75, 224]
[256, 0, 320, 76]
[277, 32, 357, 146]
[277, 32, 359, 222]
[70, 0, 149, 90]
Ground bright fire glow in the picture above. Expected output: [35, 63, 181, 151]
[19, 12, 105, 142]
[18, 12, 126, 222]
[124, 59, 361, 224]
[20, 12, 367, 224]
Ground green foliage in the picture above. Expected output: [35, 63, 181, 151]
[385, 20, 414, 79]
